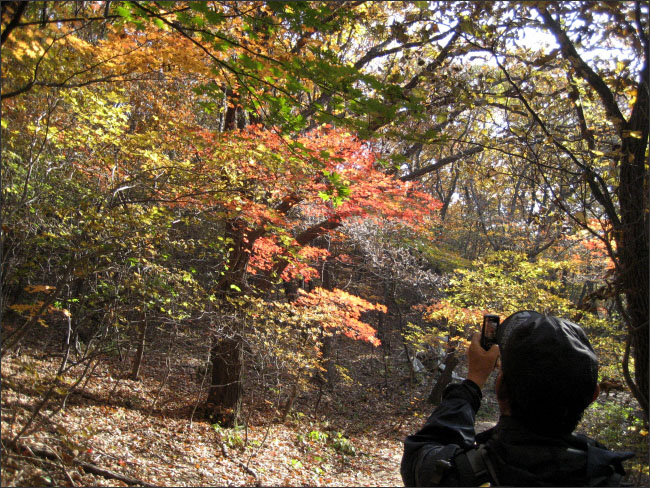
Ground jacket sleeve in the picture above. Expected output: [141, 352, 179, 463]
[400, 379, 482, 486]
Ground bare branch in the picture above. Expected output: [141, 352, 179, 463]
[1, 1, 27, 45]
[536, 6, 627, 128]
[401, 146, 484, 182]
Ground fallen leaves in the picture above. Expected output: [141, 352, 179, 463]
[1, 345, 411, 487]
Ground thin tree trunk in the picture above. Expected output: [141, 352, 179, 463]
[280, 383, 298, 422]
[427, 350, 459, 405]
[320, 259, 337, 388]
[58, 314, 73, 374]
[130, 315, 147, 381]
[321, 334, 337, 387]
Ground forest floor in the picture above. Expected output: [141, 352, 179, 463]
[1, 331, 648, 487]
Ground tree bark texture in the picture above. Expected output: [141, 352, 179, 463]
[427, 350, 459, 405]
[616, 58, 649, 422]
[130, 316, 148, 381]
[208, 334, 243, 426]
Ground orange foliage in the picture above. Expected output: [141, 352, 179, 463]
[294, 287, 386, 346]
[568, 219, 616, 271]
[123, 123, 440, 287]
[196, 124, 442, 281]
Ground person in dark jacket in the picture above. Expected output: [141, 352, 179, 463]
[401, 310, 634, 486]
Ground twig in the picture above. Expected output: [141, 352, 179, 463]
[378, 417, 405, 435]
[11, 442, 157, 487]
[190, 349, 212, 427]
[214, 433, 260, 485]
[2, 449, 72, 483]
[146, 356, 171, 416]
[79, 357, 101, 391]
[43, 441, 76, 487]
[246, 417, 273, 469]
[76, 460, 157, 487]
[147, 321, 178, 417]
[9, 384, 58, 449]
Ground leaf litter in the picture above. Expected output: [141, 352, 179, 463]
[4, 336, 645, 486]
[1, 340, 424, 487]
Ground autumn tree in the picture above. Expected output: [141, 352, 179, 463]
[177, 124, 439, 423]
[335, 1, 648, 421]
[300, 0, 649, 420]
[2, 0, 647, 437]
[447, 1, 649, 420]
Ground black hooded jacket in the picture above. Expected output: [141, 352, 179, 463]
[401, 379, 634, 486]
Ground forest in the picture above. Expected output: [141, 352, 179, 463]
[1, 1, 648, 486]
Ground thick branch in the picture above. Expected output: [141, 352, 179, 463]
[626, 56, 649, 142]
[275, 194, 302, 215]
[1, 72, 144, 100]
[464, 182, 500, 252]
[1, 1, 27, 45]
[13, 5, 190, 27]
[401, 146, 483, 181]
[353, 28, 453, 70]
[295, 216, 342, 246]
[264, 216, 343, 284]
[526, 235, 558, 259]
[302, 24, 461, 132]
[566, 72, 595, 150]
[14, 443, 156, 487]
[401, 28, 461, 93]
[634, 1, 649, 52]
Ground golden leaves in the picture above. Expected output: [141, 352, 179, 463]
[10, 39, 47, 60]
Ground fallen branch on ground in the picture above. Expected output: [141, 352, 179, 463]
[11, 442, 157, 487]
[214, 435, 260, 486]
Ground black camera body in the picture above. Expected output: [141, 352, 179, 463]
[481, 314, 500, 350]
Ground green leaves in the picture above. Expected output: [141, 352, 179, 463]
[318, 171, 351, 207]
[115, 5, 134, 20]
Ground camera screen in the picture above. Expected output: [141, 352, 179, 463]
[484, 318, 497, 338]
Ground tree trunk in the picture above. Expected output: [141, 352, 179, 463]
[616, 71, 649, 421]
[205, 218, 260, 425]
[280, 383, 298, 422]
[617, 169, 649, 421]
[130, 315, 148, 381]
[537, 2, 649, 424]
[427, 350, 459, 405]
[403, 341, 416, 385]
[207, 334, 243, 426]
[321, 334, 337, 387]
[319, 259, 337, 388]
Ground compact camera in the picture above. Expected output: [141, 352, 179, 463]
[481, 314, 500, 350]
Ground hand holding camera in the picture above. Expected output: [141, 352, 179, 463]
[466, 314, 501, 388]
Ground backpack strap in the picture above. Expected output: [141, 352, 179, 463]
[454, 444, 500, 486]
[583, 434, 633, 486]
[588, 468, 627, 486]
